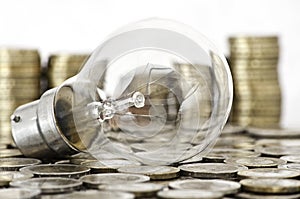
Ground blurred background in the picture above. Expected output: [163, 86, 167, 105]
[0, 0, 299, 129]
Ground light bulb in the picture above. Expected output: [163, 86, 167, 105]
[11, 19, 233, 165]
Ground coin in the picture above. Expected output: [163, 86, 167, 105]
[80, 173, 150, 188]
[257, 146, 300, 157]
[10, 177, 82, 194]
[20, 164, 90, 178]
[169, 179, 241, 195]
[224, 157, 286, 168]
[179, 153, 203, 164]
[236, 192, 300, 199]
[240, 178, 300, 194]
[278, 163, 300, 170]
[256, 139, 300, 148]
[48, 53, 89, 88]
[206, 148, 260, 158]
[247, 128, 300, 138]
[237, 168, 300, 179]
[280, 155, 300, 163]
[221, 125, 246, 135]
[81, 159, 140, 173]
[0, 171, 33, 185]
[98, 183, 164, 198]
[179, 163, 239, 179]
[41, 190, 135, 199]
[0, 188, 41, 199]
[228, 36, 281, 128]
[157, 189, 223, 199]
[0, 149, 22, 158]
[0, 158, 41, 171]
[117, 165, 180, 180]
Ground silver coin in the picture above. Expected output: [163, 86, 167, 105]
[0, 188, 41, 199]
[10, 177, 82, 194]
[238, 168, 300, 179]
[225, 157, 286, 168]
[240, 178, 300, 194]
[169, 179, 241, 195]
[99, 183, 164, 197]
[236, 192, 300, 199]
[207, 148, 260, 158]
[0, 149, 22, 158]
[247, 128, 300, 138]
[20, 164, 90, 178]
[221, 125, 246, 135]
[157, 189, 223, 199]
[257, 146, 300, 157]
[80, 173, 150, 188]
[280, 155, 300, 163]
[81, 159, 140, 173]
[0, 171, 33, 184]
[41, 190, 134, 199]
[179, 153, 203, 164]
[179, 163, 239, 179]
[117, 165, 180, 180]
[278, 163, 300, 170]
[256, 139, 300, 147]
[0, 158, 41, 171]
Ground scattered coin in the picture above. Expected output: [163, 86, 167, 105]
[157, 189, 223, 199]
[240, 178, 300, 194]
[179, 163, 239, 179]
[81, 159, 140, 173]
[117, 165, 180, 180]
[10, 177, 82, 194]
[247, 128, 300, 138]
[41, 190, 135, 199]
[278, 163, 300, 170]
[0, 158, 41, 171]
[207, 148, 260, 158]
[0, 188, 41, 199]
[80, 173, 150, 188]
[238, 168, 300, 179]
[257, 146, 300, 157]
[0, 149, 23, 158]
[225, 157, 286, 168]
[280, 155, 300, 163]
[98, 183, 164, 198]
[20, 164, 90, 178]
[169, 179, 241, 195]
[236, 192, 300, 199]
[179, 153, 203, 164]
[0, 171, 33, 186]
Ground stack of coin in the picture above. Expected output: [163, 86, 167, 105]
[228, 36, 281, 128]
[0, 48, 41, 143]
[173, 63, 213, 130]
[47, 53, 89, 88]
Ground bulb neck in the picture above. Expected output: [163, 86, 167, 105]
[11, 88, 78, 159]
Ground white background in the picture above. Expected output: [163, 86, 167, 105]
[0, 0, 299, 127]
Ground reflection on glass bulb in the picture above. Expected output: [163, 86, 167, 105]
[11, 18, 233, 165]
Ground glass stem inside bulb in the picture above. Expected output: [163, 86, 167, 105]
[88, 91, 145, 122]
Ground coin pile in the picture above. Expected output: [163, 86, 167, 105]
[0, 48, 41, 144]
[1, 126, 300, 198]
[47, 53, 89, 88]
[228, 36, 281, 128]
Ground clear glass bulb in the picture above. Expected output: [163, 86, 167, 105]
[11, 18, 233, 165]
